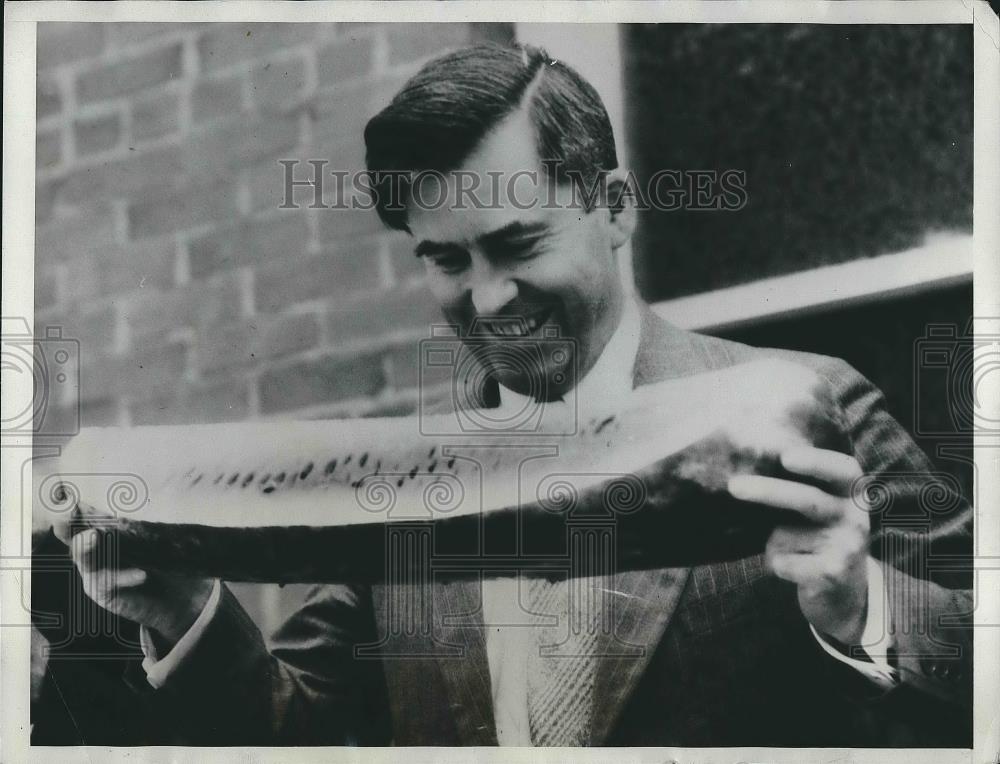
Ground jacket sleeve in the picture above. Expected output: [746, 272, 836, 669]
[134, 581, 391, 745]
[820, 356, 973, 710]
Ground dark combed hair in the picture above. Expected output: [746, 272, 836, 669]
[363, 43, 618, 232]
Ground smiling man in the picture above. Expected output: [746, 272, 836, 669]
[68, 43, 973, 747]
[364, 44, 632, 408]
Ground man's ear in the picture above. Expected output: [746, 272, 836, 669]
[605, 171, 636, 250]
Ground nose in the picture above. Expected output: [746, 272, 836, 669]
[470, 269, 518, 316]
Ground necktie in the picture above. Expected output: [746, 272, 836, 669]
[525, 574, 600, 746]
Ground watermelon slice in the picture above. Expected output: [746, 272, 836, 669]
[40, 359, 848, 582]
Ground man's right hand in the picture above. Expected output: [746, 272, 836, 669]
[69, 524, 215, 650]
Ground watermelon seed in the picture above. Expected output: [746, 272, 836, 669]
[324, 459, 337, 475]
[396, 477, 405, 487]
[262, 486, 275, 494]
[191, 474, 203, 486]
[359, 452, 369, 468]
[447, 458, 456, 469]
[300, 462, 313, 479]
[428, 446, 436, 459]
[227, 473, 240, 486]
[242, 473, 255, 487]
[260, 473, 271, 484]
[409, 466, 418, 479]
[276, 472, 286, 483]
[214, 474, 225, 485]
[428, 460, 436, 473]
[345, 454, 352, 464]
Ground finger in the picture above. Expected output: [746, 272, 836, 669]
[780, 447, 863, 497]
[767, 551, 840, 585]
[728, 474, 841, 524]
[114, 568, 148, 588]
[76, 559, 142, 606]
[46, 500, 99, 546]
[75, 552, 115, 605]
[71, 529, 125, 580]
[767, 521, 869, 559]
[766, 525, 824, 556]
[71, 501, 117, 535]
[57, 501, 111, 546]
[70, 529, 101, 573]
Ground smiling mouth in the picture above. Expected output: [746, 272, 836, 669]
[474, 309, 554, 338]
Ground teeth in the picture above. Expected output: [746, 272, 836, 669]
[480, 318, 542, 337]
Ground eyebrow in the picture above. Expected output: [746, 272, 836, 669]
[414, 220, 551, 258]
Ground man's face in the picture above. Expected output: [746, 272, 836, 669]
[406, 110, 631, 399]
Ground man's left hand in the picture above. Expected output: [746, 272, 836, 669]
[728, 446, 870, 646]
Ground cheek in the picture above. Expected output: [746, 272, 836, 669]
[424, 275, 470, 324]
[556, 238, 619, 333]
[423, 265, 458, 301]
[556, 243, 614, 305]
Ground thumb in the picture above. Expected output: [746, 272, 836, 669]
[49, 499, 113, 546]
[70, 528, 101, 572]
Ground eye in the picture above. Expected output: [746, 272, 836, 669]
[494, 236, 546, 263]
[508, 241, 541, 260]
[429, 250, 471, 274]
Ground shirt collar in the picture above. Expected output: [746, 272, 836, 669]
[496, 295, 642, 417]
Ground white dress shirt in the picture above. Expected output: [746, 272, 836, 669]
[140, 294, 898, 741]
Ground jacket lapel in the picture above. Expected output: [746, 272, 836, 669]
[630, 303, 732, 385]
[432, 577, 498, 745]
[589, 566, 690, 745]
[589, 306, 733, 745]
[429, 306, 735, 746]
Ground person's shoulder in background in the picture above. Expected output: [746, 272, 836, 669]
[640, 304, 868, 394]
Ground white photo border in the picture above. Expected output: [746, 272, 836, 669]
[4, 2, 998, 763]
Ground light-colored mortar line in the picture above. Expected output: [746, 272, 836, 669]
[376, 234, 396, 290]
[174, 234, 192, 287]
[369, 27, 390, 77]
[238, 266, 256, 319]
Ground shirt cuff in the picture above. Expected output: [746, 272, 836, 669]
[138, 579, 222, 689]
[809, 557, 898, 690]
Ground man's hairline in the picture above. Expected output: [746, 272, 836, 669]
[378, 69, 621, 238]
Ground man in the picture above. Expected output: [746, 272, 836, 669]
[68, 43, 972, 746]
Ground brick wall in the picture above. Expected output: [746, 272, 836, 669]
[34, 21, 513, 631]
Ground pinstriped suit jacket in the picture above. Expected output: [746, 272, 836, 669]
[138, 304, 973, 747]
